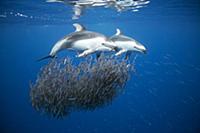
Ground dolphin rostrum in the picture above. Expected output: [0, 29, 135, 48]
[38, 23, 115, 61]
[103, 28, 147, 60]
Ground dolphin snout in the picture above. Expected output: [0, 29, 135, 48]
[142, 47, 147, 54]
[134, 44, 147, 54]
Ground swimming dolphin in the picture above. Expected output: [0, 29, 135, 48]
[103, 28, 147, 59]
[38, 23, 115, 61]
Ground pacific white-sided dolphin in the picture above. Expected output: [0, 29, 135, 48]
[103, 28, 147, 59]
[38, 23, 115, 61]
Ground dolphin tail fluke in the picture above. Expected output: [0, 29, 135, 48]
[37, 55, 54, 62]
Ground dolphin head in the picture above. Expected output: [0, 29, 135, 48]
[49, 38, 69, 57]
[133, 41, 147, 54]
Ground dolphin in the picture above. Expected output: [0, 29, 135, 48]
[103, 28, 147, 60]
[38, 23, 115, 61]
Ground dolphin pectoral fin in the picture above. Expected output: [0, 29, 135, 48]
[115, 49, 127, 56]
[77, 49, 95, 57]
[125, 51, 132, 60]
[102, 43, 118, 51]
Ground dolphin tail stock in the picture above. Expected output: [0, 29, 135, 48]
[37, 55, 55, 62]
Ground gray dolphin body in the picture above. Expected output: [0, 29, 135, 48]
[103, 29, 147, 59]
[38, 23, 114, 61]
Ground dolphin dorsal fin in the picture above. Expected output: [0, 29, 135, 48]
[115, 28, 122, 36]
[73, 23, 86, 32]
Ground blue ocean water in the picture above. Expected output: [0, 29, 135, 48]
[0, 0, 200, 133]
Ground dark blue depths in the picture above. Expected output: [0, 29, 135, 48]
[0, 0, 200, 133]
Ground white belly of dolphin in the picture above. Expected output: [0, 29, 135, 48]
[72, 37, 109, 51]
[114, 41, 134, 50]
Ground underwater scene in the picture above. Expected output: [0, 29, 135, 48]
[0, 0, 200, 133]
